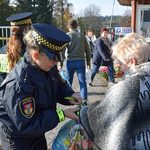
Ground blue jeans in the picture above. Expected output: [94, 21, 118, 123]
[66, 60, 87, 100]
[91, 61, 115, 82]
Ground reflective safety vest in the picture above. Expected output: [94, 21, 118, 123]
[0, 54, 22, 73]
[0, 54, 9, 73]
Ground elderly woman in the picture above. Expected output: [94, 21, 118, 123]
[80, 33, 150, 150]
[0, 23, 81, 150]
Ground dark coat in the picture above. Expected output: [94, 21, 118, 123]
[92, 37, 112, 66]
[0, 53, 74, 137]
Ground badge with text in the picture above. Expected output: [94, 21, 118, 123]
[19, 97, 35, 118]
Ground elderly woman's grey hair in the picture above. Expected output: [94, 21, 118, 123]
[112, 33, 150, 65]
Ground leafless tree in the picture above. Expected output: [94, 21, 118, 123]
[82, 4, 101, 36]
[84, 4, 101, 17]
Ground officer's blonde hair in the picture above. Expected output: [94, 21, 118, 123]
[112, 33, 150, 65]
[24, 29, 41, 53]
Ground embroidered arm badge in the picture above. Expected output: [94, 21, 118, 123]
[19, 97, 35, 118]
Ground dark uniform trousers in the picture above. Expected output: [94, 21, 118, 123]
[0, 123, 47, 150]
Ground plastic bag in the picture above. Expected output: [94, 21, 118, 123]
[59, 70, 71, 86]
[52, 120, 77, 150]
[86, 69, 91, 84]
[59, 70, 68, 81]
[52, 120, 93, 150]
[69, 124, 93, 150]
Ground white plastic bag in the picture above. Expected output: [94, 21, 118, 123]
[59, 70, 71, 86]
[86, 69, 91, 84]
[59, 70, 67, 81]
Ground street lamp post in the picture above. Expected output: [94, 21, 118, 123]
[110, 0, 116, 28]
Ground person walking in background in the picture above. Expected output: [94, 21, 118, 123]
[62, 19, 91, 100]
[89, 28, 115, 86]
[86, 29, 96, 58]
[0, 23, 81, 150]
[80, 33, 150, 150]
[0, 12, 32, 83]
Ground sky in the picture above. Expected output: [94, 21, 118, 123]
[68, 0, 131, 16]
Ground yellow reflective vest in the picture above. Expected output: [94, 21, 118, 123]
[0, 54, 9, 73]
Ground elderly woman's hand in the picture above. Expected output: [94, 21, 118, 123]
[63, 106, 80, 120]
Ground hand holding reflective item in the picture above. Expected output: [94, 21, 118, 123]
[63, 106, 80, 120]
[64, 92, 82, 105]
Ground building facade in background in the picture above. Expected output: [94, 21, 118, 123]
[118, 0, 150, 40]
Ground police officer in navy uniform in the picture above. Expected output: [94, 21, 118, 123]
[0, 23, 81, 150]
[0, 12, 32, 83]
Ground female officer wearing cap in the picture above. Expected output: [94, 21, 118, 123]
[0, 23, 81, 150]
[0, 12, 32, 83]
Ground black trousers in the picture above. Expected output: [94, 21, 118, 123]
[0, 124, 47, 150]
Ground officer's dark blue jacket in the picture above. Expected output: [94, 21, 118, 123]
[0, 53, 74, 137]
[92, 37, 112, 66]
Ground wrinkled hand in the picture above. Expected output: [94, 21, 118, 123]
[63, 106, 80, 120]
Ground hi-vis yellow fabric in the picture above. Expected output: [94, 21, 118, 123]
[0, 54, 22, 73]
[0, 54, 9, 73]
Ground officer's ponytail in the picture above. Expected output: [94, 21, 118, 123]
[7, 26, 23, 71]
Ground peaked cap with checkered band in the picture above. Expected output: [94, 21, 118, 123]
[31, 23, 71, 55]
[6, 12, 32, 26]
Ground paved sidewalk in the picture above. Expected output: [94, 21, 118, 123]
[46, 73, 121, 149]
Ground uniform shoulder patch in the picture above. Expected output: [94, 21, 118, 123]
[19, 97, 35, 118]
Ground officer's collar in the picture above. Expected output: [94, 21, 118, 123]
[24, 53, 52, 87]
[25, 52, 54, 74]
